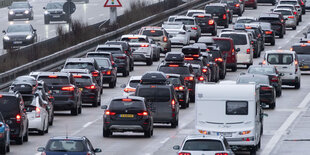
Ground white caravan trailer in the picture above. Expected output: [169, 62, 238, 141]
[195, 83, 263, 155]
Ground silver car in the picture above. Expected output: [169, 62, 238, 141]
[274, 9, 297, 29]
[174, 16, 202, 42]
[162, 22, 190, 45]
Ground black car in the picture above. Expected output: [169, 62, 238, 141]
[237, 74, 276, 109]
[43, 2, 70, 24]
[166, 74, 190, 109]
[258, 13, 286, 38]
[257, 0, 276, 5]
[205, 3, 230, 28]
[245, 29, 261, 58]
[247, 65, 283, 97]
[37, 136, 102, 154]
[72, 74, 101, 107]
[245, 23, 265, 52]
[0, 92, 29, 144]
[37, 72, 82, 115]
[86, 51, 116, 67]
[8, 2, 33, 21]
[207, 47, 227, 79]
[254, 22, 276, 45]
[102, 96, 153, 137]
[201, 52, 220, 82]
[93, 57, 117, 88]
[192, 14, 217, 36]
[2, 24, 37, 49]
[105, 41, 135, 71]
[0, 112, 10, 154]
[291, 43, 310, 71]
[221, 0, 244, 16]
[36, 81, 55, 126]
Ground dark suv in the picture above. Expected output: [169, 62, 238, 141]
[208, 47, 227, 79]
[0, 92, 29, 145]
[258, 13, 286, 38]
[221, 0, 244, 16]
[166, 74, 190, 109]
[192, 14, 217, 36]
[102, 96, 153, 137]
[205, 3, 231, 28]
[37, 72, 82, 115]
[43, 2, 70, 24]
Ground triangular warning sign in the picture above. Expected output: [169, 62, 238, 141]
[104, 0, 122, 7]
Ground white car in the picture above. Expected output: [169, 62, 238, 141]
[262, 50, 301, 89]
[275, 4, 301, 22]
[120, 34, 153, 66]
[174, 16, 201, 42]
[219, 31, 253, 68]
[186, 9, 205, 17]
[279, 0, 302, 19]
[162, 22, 190, 45]
[274, 9, 297, 29]
[25, 94, 49, 135]
[121, 76, 142, 96]
[173, 135, 235, 155]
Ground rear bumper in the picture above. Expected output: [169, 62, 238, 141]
[200, 26, 216, 33]
[28, 118, 43, 131]
[102, 76, 113, 83]
[104, 120, 151, 132]
[53, 100, 76, 110]
[133, 54, 151, 61]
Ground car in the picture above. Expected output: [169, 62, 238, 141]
[93, 57, 117, 88]
[296, 0, 306, 14]
[166, 74, 190, 109]
[174, 16, 202, 42]
[213, 37, 238, 72]
[148, 38, 161, 61]
[207, 47, 227, 79]
[60, 69, 90, 74]
[37, 136, 102, 154]
[275, 4, 301, 22]
[167, 15, 178, 22]
[138, 26, 172, 53]
[200, 52, 220, 82]
[192, 14, 217, 36]
[11, 75, 38, 88]
[43, 2, 70, 24]
[120, 35, 154, 66]
[162, 22, 190, 45]
[2, 24, 37, 49]
[191, 64, 208, 83]
[221, 0, 244, 16]
[205, 3, 230, 28]
[254, 22, 276, 45]
[245, 0, 258, 9]
[86, 51, 116, 69]
[220, 31, 254, 68]
[0, 112, 10, 154]
[104, 41, 135, 71]
[273, 9, 297, 30]
[36, 80, 55, 126]
[247, 65, 283, 97]
[24, 93, 49, 135]
[0, 92, 29, 145]
[290, 43, 310, 71]
[244, 23, 265, 53]
[72, 0, 89, 3]
[135, 71, 179, 128]
[244, 28, 261, 58]
[262, 50, 301, 89]
[72, 74, 101, 107]
[37, 72, 82, 115]
[8, 2, 33, 21]
[258, 0, 276, 5]
[121, 76, 142, 96]
[63, 58, 103, 86]
[173, 135, 235, 155]
[305, 0, 310, 10]
[101, 96, 153, 137]
[185, 9, 205, 17]
[279, 0, 303, 17]
[235, 16, 258, 24]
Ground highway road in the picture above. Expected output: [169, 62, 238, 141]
[6, 2, 310, 155]
[0, 0, 160, 55]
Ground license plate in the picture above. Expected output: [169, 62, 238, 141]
[79, 88, 83, 91]
[15, 14, 23, 16]
[53, 90, 60, 94]
[53, 15, 60, 18]
[217, 132, 232, 137]
[201, 23, 206, 25]
[302, 65, 309, 69]
[13, 41, 22, 44]
[120, 114, 134, 118]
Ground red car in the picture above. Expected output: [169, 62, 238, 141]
[245, 0, 257, 9]
[213, 37, 238, 72]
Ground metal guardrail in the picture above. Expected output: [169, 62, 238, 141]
[0, 0, 214, 90]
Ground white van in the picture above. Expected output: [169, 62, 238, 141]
[262, 50, 301, 89]
[219, 32, 253, 68]
[195, 83, 263, 155]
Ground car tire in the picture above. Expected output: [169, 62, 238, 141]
[231, 65, 237, 72]
[269, 102, 276, 109]
[122, 69, 129, 77]
[103, 129, 111, 137]
[279, 33, 284, 38]
[295, 80, 300, 89]
[219, 70, 226, 79]
[109, 81, 116, 88]
[271, 39, 275, 46]
[190, 95, 195, 102]
[171, 119, 178, 128]
[130, 63, 134, 71]
[49, 114, 54, 126]
[212, 30, 217, 36]
[272, 1, 276, 5]
[45, 124, 49, 133]
[8, 17, 13, 21]
[6, 144, 9, 153]
[246, 64, 252, 69]
[250, 147, 257, 155]
[38, 128, 44, 135]
[238, 12, 242, 16]
[144, 128, 152, 138]
[23, 128, 28, 142]
[16, 136, 23, 145]
[276, 89, 282, 97]
[299, 16, 302, 22]
[0, 143, 6, 154]
[293, 26, 296, 30]
[146, 59, 153, 66]
[180, 102, 187, 109]
[253, 5, 257, 9]
[224, 23, 229, 28]
[71, 106, 78, 115]
[44, 18, 49, 24]
[92, 100, 98, 107]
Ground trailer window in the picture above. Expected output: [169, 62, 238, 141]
[226, 101, 248, 115]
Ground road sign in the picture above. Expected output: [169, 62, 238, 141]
[104, 0, 122, 7]
[63, 1, 76, 14]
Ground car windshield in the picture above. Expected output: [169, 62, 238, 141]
[237, 76, 270, 84]
[248, 67, 275, 74]
[96, 48, 123, 54]
[174, 19, 195, 25]
[7, 25, 31, 33]
[37, 76, 69, 85]
[259, 23, 271, 30]
[205, 6, 226, 13]
[292, 46, 310, 54]
[64, 63, 95, 71]
[162, 24, 183, 30]
[142, 30, 164, 37]
[274, 10, 292, 15]
[277, 6, 294, 10]
[214, 39, 231, 51]
[158, 66, 191, 75]
[74, 77, 92, 85]
[94, 58, 110, 68]
[236, 19, 256, 23]
[121, 38, 148, 43]
[46, 140, 86, 152]
[279, 1, 297, 5]
[183, 140, 224, 151]
[129, 80, 140, 88]
[137, 88, 171, 102]
[109, 100, 145, 111]
[220, 33, 247, 45]
[226, 101, 248, 115]
[0, 96, 19, 115]
[267, 54, 294, 64]
[11, 2, 29, 8]
[46, 3, 63, 9]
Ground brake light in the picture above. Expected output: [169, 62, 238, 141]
[184, 76, 194, 81]
[247, 48, 250, 54]
[271, 76, 278, 82]
[208, 19, 214, 25]
[198, 15, 205, 18]
[169, 64, 179, 67]
[307, 41, 310, 43]
[232, 49, 235, 55]
[16, 114, 21, 123]
[122, 98, 132, 102]
[184, 57, 194, 60]
[202, 68, 207, 73]
[48, 75, 57, 78]
[295, 60, 298, 65]
[171, 99, 176, 110]
[128, 37, 139, 39]
[288, 16, 294, 18]
[290, 47, 293, 51]
[226, 9, 230, 13]
[85, 85, 96, 89]
[251, 41, 254, 44]
[191, 27, 198, 30]
[301, 0, 304, 5]
[262, 60, 266, 65]
[261, 86, 271, 90]
[61, 86, 75, 91]
[223, 14, 227, 19]
[116, 56, 126, 59]
[245, 26, 252, 29]
[235, 3, 240, 7]
[265, 31, 272, 35]
[73, 75, 82, 78]
[150, 30, 156, 33]
[105, 110, 116, 116]
[294, 11, 297, 15]
[301, 44, 307, 47]
[281, 19, 284, 22]
[175, 86, 184, 91]
[35, 107, 40, 118]
[215, 58, 223, 62]
[179, 153, 191, 155]
[102, 70, 111, 75]
[163, 36, 168, 42]
[141, 44, 149, 47]
[137, 111, 148, 116]
[124, 88, 136, 92]
[0, 95, 2, 98]
[192, 54, 199, 57]
[198, 76, 204, 81]
[92, 71, 99, 77]
[215, 153, 228, 155]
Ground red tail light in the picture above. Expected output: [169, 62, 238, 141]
[184, 76, 194, 81]
[35, 107, 40, 118]
[198, 76, 204, 81]
[179, 153, 191, 155]
[246, 48, 250, 54]
[92, 71, 99, 77]
[184, 57, 194, 60]
[73, 75, 82, 78]
[85, 85, 96, 90]
[226, 9, 230, 13]
[215, 58, 223, 62]
[265, 31, 272, 35]
[294, 11, 297, 15]
[215, 153, 228, 155]
[208, 19, 214, 25]
[198, 15, 205, 18]
[301, 44, 307, 47]
[261, 86, 271, 90]
[271, 76, 278, 82]
[116, 56, 126, 59]
[102, 70, 111, 75]
[262, 60, 266, 65]
[288, 16, 294, 18]
[171, 99, 176, 111]
[16, 114, 21, 123]
[202, 68, 207, 73]
[48, 75, 57, 78]
[163, 36, 168, 42]
[169, 64, 179, 67]
[61, 86, 75, 91]
[191, 27, 198, 30]
[141, 44, 149, 47]
[251, 41, 254, 44]
[301, 0, 304, 5]
[232, 49, 235, 55]
[192, 54, 199, 57]
[137, 111, 148, 116]
[223, 14, 227, 19]
[124, 88, 136, 92]
[175, 86, 184, 91]
[295, 60, 299, 73]
[105, 110, 116, 116]
[235, 3, 240, 7]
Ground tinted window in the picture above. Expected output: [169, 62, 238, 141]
[292, 46, 310, 54]
[174, 19, 195, 25]
[205, 6, 226, 13]
[22, 95, 34, 106]
[121, 38, 148, 43]
[184, 60, 204, 66]
[276, 6, 294, 10]
[0, 96, 19, 114]
[183, 140, 224, 151]
[274, 10, 292, 15]
[109, 100, 145, 111]
[46, 140, 86, 152]
[279, 1, 297, 5]
[248, 67, 275, 74]
[7, 25, 31, 33]
[158, 66, 191, 75]
[226, 101, 248, 115]
[267, 54, 293, 64]
[259, 23, 271, 30]
[259, 17, 281, 23]
[187, 11, 204, 16]
[167, 78, 182, 85]
[236, 19, 256, 23]
[138, 88, 171, 102]
[64, 62, 95, 71]
[94, 58, 110, 68]
[46, 2, 63, 9]
[214, 40, 231, 51]
[237, 76, 270, 85]
[162, 24, 183, 30]
[129, 80, 140, 88]
[87, 53, 110, 58]
[208, 51, 222, 58]
[74, 77, 92, 85]
[195, 17, 212, 23]
[220, 34, 247, 45]
[96, 48, 122, 54]
[142, 30, 164, 37]
[11, 2, 29, 8]
[38, 76, 69, 85]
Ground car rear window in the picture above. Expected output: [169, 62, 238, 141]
[208, 51, 222, 58]
[22, 95, 34, 106]
[94, 58, 110, 68]
[292, 46, 310, 54]
[167, 78, 182, 85]
[259, 17, 281, 23]
[142, 30, 164, 37]
[74, 77, 92, 85]
[205, 6, 226, 13]
[259, 23, 272, 30]
[236, 19, 256, 23]
[46, 140, 86, 152]
[267, 54, 294, 64]
[0, 96, 19, 114]
[158, 66, 191, 75]
[183, 139, 224, 151]
[195, 16, 211, 23]
[162, 24, 183, 30]
[174, 19, 195, 25]
[87, 53, 110, 59]
[193, 67, 202, 75]
[214, 39, 232, 51]
[277, 6, 294, 10]
[187, 11, 204, 17]
[137, 88, 171, 102]
[109, 100, 145, 111]
[274, 10, 292, 15]
[237, 76, 270, 85]
[226, 101, 248, 115]
[37, 76, 69, 85]
[129, 80, 140, 88]
[248, 67, 275, 74]
[121, 38, 148, 43]
[96, 48, 123, 54]
[220, 34, 247, 45]
[279, 1, 297, 5]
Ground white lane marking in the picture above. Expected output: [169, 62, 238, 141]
[88, 17, 95, 20]
[83, 121, 92, 128]
[35, 153, 41, 155]
[72, 117, 101, 136]
[160, 137, 170, 144]
[261, 92, 310, 154]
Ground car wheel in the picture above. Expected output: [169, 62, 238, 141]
[224, 23, 229, 28]
[171, 119, 178, 128]
[144, 128, 152, 138]
[295, 80, 300, 89]
[212, 30, 217, 36]
[92, 100, 98, 107]
[246, 64, 252, 69]
[276, 89, 282, 97]
[130, 63, 134, 71]
[253, 5, 257, 9]
[0, 143, 6, 154]
[103, 129, 111, 137]
[299, 16, 302, 22]
[219, 70, 226, 79]
[8, 17, 13, 21]
[45, 123, 49, 133]
[271, 39, 275, 46]
[180, 102, 187, 109]
[49, 113, 54, 126]
[272, 1, 275, 5]
[269, 102, 276, 109]
[109, 81, 115, 88]
[293, 26, 296, 30]
[71, 106, 78, 115]
[16, 136, 23, 145]
[279, 33, 284, 38]
[146, 59, 153, 66]
[38, 124, 45, 135]
[6, 144, 9, 153]
[122, 69, 129, 77]
[190, 94, 195, 102]
[238, 12, 242, 16]
[23, 128, 28, 142]
[231, 65, 237, 72]
[44, 18, 49, 24]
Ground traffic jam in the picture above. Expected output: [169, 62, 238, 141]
[1, 0, 310, 154]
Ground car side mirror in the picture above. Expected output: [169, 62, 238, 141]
[94, 148, 102, 153]
[236, 48, 240, 52]
[270, 9, 274, 11]
[37, 147, 45, 152]
[173, 145, 180, 150]
[43, 7, 46, 9]
[2, 30, 5, 34]
[258, 62, 263, 65]
[168, 34, 173, 38]
[101, 105, 108, 109]
[279, 73, 285, 76]
[33, 29, 37, 32]
[120, 84, 126, 88]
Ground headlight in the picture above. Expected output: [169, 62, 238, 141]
[24, 10, 29, 14]
[9, 10, 14, 15]
[26, 35, 32, 40]
[44, 11, 49, 14]
[3, 35, 10, 40]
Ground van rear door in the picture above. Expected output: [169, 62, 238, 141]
[266, 53, 295, 75]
